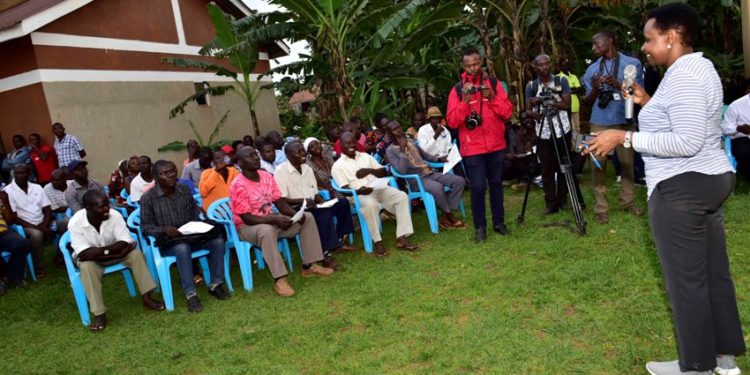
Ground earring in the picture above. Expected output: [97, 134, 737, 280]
[667, 43, 672, 49]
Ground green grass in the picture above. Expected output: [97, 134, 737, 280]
[3, 173, 750, 374]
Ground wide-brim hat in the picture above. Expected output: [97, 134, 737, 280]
[426, 107, 443, 119]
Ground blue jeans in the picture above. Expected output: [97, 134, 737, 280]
[0, 230, 31, 283]
[463, 150, 505, 229]
[163, 237, 225, 298]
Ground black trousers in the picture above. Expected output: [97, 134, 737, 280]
[537, 132, 572, 210]
[464, 150, 505, 229]
[649, 171, 745, 371]
[731, 137, 750, 180]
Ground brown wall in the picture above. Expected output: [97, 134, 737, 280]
[40, 0, 178, 44]
[31, 45, 270, 73]
[0, 83, 52, 153]
[0, 35, 38, 79]
[179, 0, 214, 46]
[41, 80, 281, 182]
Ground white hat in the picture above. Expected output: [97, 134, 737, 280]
[303, 137, 319, 152]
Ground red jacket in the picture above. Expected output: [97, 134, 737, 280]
[446, 72, 513, 157]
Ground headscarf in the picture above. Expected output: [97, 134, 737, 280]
[303, 137, 319, 152]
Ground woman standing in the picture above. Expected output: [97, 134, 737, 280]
[587, 4, 744, 374]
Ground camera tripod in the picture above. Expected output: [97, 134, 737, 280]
[517, 104, 587, 235]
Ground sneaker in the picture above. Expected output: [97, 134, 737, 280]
[274, 277, 295, 297]
[301, 263, 334, 277]
[475, 228, 487, 243]
[532, 176, 543, 187]
[715, 355, 741, 375]
[646, 360, 712, 374]
[208, 284, 231, 300]
[186, 296, 204, 313]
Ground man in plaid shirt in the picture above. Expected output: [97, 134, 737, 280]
[52, 123, 86, 168]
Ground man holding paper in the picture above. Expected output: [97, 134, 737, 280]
[385, 121, 467, 230]
[230, 146, 334, 298]
[331, 132, 418, 256]
[274, 141, 355, 269]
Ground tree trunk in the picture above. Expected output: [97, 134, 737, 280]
[250, 107, 260, 136]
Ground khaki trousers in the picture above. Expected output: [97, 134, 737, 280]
[237, 212, 324, 279]
[590, 124, 635, 215]
[76, 250, 156, 316]
[358, 186, 413, 243]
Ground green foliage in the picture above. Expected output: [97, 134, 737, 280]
[157, 111, 233, 152]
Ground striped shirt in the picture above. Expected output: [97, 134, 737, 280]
[633, 52, 733, 198]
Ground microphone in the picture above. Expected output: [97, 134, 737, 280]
[623, 64, 637, 120]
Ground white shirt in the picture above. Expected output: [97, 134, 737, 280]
[129, 173, 155, 202]
[331, 151, 382, 190]
[69, 208, 134, 258]
[274, 161, 319, 199]
[634, 53, 733, 197]
[721, 94, 750, 139]
[417, 123, 452, 157]
[6, 180, 50, 225]
[260, 159, 276, 175]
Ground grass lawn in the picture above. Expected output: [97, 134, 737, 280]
[2, 172, 750, 374]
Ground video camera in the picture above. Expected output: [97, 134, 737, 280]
[538, 85, 562, 110]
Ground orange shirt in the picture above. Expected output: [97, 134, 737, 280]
[199, 167, 239, 212]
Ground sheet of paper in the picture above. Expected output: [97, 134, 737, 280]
[178, 221, 214, 235]
[366, 177, 390, 190]
[291, 199, 307, 223]
[442, 146, 463, 174]
[316, 198, 339, 209]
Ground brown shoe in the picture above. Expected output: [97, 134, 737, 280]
[321, 256, 339, 271]
[373, 242, 388, 257]
[142, 291, 165, 311]
[624, 206, 644, 216]
[274, 277, 295, 297]
[301, 263, 334, 277]
[89, 313, 107, 333]
[595, 213, 609, 224]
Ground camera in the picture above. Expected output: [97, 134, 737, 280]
[469, 85, 487, 94]
[465, 111, 482, 130]
[538, 88, 559, 109]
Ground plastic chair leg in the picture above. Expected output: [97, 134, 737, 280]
[70, 278, 91, 326]
[280, 239, 293, 271]
[423, 194, 440, 234]
[295, 236, 302, 262]
[223, 251, 233, 293]
[458, 199, 466, 217]
[121, 269, 137, 297]
[358, 214, 373, 253]
[26, 253, 36, 281]
[254, 247, 266, 270]
[236, 244, 253, 291]
[157, 262, 175, 311]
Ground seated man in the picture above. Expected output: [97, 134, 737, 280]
[0, 190, 31, 294]
[199, 149, 239, 211]
[274, 141, 355, 268]
[385, 121, 467, 230]
[417, 107, 453, 158]
[69, 190, 164, 332]
[265, 130, 288, 166]
[331, 131, 418, 256]
[257, 140, 281, 175]
[503, 112, 537, 191]
[64, 161, 105, 213]
[181, 147, 213, 188]
[140, 160, 230, 312]
[722, 83, 750, 180]
[333, 122, 365, 155]
[129, 156, 155, 202]
[5, 164, 53, 277]
[230, 146, 334, 298]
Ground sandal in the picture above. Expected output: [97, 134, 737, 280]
[89, 314, 107, 333]
[450, 220, 468, 229]
[395, 243, 419, 251]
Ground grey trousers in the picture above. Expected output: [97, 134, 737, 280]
[420, 173, 465, 213]
[237, 212, 324, 279]
[649, 171, 745, 371]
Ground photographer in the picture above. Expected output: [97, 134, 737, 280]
[525, 54, 574, 215]
[446, 48, 513, 242]
[582, 29, 644, 224]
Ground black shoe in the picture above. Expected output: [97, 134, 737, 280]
[187, 296, 204, 313]
[543, 207, 559, 215]
[475, 228, 487, 243]
[493, 224, 509, 235]
[208, 284, 231, 301]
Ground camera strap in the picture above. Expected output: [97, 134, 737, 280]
[597, 52, 620, 86]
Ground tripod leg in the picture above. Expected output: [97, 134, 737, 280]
[546, 110, 587, 235]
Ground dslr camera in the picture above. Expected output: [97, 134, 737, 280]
[538, 87, 559, 109]
[465, 111, 482, 130]
[469, 85, 487, 94]
[596, 80, 614, 109]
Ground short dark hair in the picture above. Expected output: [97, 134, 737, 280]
[198, 146, 213, 157]
[595, 29, 618, 47]
[138, 155, 151, 163]
[152, 160, 172, 176]
[12, 134, 24, 142]
[284, 140, 303, 154]
[257, 140, 274, 151]
[374, 112, 389, 126]
[647, 3, 700, 48]
[30, 133, 41, 139]
[82, 189, 107, 208]
[231, 140, 244, 150]
[462, 47, 481, 59]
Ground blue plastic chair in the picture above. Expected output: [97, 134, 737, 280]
[126, 193, 140, 209]
[389, 166, 440, 234]
[193, 193, 203, 208]
[331, 178, 397, 253]
[1, 225, 36, 282]
[125, 208, 159, 284]
[318, 190, 354, 246]
[65, 207, 74, 219]
[206, 198, 255, 291]
[725, 135, 738, 169]
[58, 231, 138, 326]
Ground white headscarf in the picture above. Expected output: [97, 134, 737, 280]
[303, 137, 319, 152]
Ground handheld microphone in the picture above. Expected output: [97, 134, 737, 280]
[623, 64, 637, 120]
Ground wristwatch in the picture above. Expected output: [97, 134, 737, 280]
[103, 248, 109, 256]
[623, 131, 633, 148]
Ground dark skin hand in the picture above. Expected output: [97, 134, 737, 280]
[737, 125, 750, 135]
[77, 241, 135, 262]
[0, 192, 15, 224]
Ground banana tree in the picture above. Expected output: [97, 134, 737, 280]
[157, 111, 232, 152]
[162, 3, 283, 136]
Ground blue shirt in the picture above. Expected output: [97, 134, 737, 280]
[583, 52, 643, 126]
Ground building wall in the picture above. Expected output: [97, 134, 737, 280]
[0, 35, 38, 79]
[0, 83, 52, 153]
[42, 80, 280, 182]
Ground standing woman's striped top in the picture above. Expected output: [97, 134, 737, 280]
[633, 52, 734, 197]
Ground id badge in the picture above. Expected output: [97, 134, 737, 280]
[612, 93, 622, 101]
